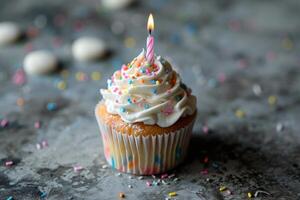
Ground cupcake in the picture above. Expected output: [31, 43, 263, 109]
[95, 50, 197, 175]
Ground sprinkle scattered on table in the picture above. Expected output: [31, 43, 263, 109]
[119, 192, 125, 198]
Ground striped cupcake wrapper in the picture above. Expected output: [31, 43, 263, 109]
[96, 114, 195, 175]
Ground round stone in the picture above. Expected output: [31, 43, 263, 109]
[23, 50, 58, 75]
[102, 0, 134, 10]
[72, 37, 106, 62]
[0, 22, 21, 45]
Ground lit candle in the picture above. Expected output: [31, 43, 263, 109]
[146, 14, 155, 65]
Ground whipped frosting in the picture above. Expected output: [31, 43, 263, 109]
[100, 50, 196, 127]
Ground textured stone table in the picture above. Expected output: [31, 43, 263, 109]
[0, 0, 300, 199]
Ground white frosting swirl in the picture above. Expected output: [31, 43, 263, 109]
[100, 50, 196, 127]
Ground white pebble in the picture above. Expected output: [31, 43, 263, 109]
[276, 123, 284, 132]
[128, 185, 133, 188]
[72, 37, 106, 62]
[23, 50, 58, 75]
[102, 0, 134, 10]
[252, 84, 262, 96]
[102, 164, 108, 169]
[0, 22, 21, 45]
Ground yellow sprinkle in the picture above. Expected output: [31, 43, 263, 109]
[168, 192, 177, 197]
[124, 37, 136, 48]
[57, 81, 67, 90]
[247, 192, 252, 198]
[281, 38, 293, 50]
[119, 192, 125, 198]
[156, 80, 160, 85]
[91, 71, 101, 81]
[16, 98, 25, 106]
[235, 109, 245, 118]
[219, 186, 227, 192]
[268, 95, 277, 105]
[60, 70, 69, 78]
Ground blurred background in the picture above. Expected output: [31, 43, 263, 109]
[0, 0, 300, 199]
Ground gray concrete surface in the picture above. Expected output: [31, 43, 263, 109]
[0, 0, 300, 199]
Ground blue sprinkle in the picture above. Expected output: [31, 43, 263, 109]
[212, 162, 219, 169]
[120, 107, 126, 112]
[107, 79, 112, 87]
[150, 80, 156, 84]
[128, 80, 133, 84]
[185, 22, 198, 35]
[127, 98, 132, 103]
[144, 104, 150, 109]
[152, 88, 157, 94]
[47, 102, 57, 111]
[208, 78, 218, 88]
[39, 191, 47, 198]
[170, 33, 181, 44]
[140, 68, 146, 73]
[111, 157, 116, 168]
[6, 196, 13, 200]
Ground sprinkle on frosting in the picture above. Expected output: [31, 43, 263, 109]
[100, 49, 196, 127]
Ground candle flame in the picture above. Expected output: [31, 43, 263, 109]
[147, 13, 154, 33]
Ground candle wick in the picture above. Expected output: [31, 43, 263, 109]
[148, 29, 152, 35]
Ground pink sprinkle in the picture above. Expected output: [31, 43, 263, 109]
[203, 156, 209, 163]
[113, 87, 118, 92]
[146, 181, 152, 187]
[202, 125, 209, 134]
[168, 174, 175, 178]
[118, 91, 122, 95]
[237, 59, 248, 69]
[161, 174, 168, 179]
[12, 69, 26, 86]
[146, 68, 151, 75]
[5, 161, 14, 167]
[41, 140, 48, 148]
[122, 64, 128, 71]
[201, 169, 208, 175]
[0, 119, 9, 127]
[266, 51, 277, 61]
[34, 121, 41, 129]
[217, 73, 227, 83]
[162, 103, 174, 116]
[73, 165, 83, 172]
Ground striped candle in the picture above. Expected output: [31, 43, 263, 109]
[146, 14, 155, 65]
[146, 35, 154, 64]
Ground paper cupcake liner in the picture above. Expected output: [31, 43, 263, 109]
[96, 114, 195, 175]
